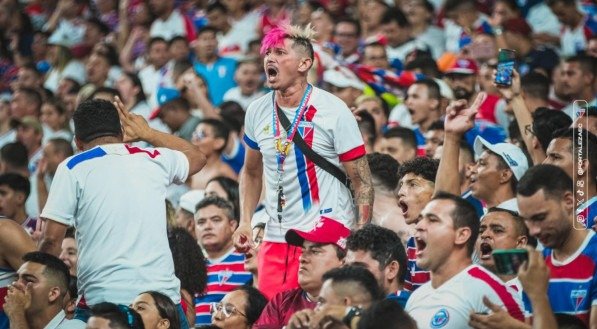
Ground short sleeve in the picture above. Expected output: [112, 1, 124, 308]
[157, 148, 190, 185]
[333, 104, 366, 162]
[243, 101, 260, 150]
[40, 163, 78, 226]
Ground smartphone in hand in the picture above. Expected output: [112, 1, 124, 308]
[492, 249, 528, 275]
[494, 49, 516, 86]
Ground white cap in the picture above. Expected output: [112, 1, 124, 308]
[434, 78, 454, 100]
[474, 136, 529, 181]
[323, 69, 364, 90]
[179, 190, 205, 214]
[48, 32, 80, 48]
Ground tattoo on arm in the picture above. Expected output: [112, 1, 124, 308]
[350, 156, 374, 224]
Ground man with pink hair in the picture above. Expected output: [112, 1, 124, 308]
[234, 24, 373, 299]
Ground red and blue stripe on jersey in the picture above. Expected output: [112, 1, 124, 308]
[404, 236, 430, 291]
[413, 128, 426, 157]
[542, 231, 597, 325]
[194, 251, 252, 326]
[293, 105, 320, 211]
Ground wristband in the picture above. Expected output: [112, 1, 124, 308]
[342, 306, 362, 326]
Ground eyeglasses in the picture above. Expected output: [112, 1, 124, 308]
[192, 131, 212, 141]
[210, 302, 247, 318]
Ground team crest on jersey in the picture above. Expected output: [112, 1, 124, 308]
[262, 124, 270, 134]
[298, 122, 314, 138]
[430, 308, 450, 328]
[218, 269, 233, 285]
[571, 289, 587, 311]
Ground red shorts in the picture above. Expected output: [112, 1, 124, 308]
[257, 241, 301, 300]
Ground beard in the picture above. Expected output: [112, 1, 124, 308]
[453, 87, 474, 101]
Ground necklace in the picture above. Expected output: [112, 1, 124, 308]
[271, 84, 313, 225]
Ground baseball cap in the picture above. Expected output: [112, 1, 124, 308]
[285, 216, 351, 250]
[323, 69, 365, 90]
[179, 190, 205, 214]
[148, 87, 182, 120]
[445, 58, 479, 75]
[15, 116, 43, 134]
[502, 18, 532, 36]
[473, 136, 529, 181]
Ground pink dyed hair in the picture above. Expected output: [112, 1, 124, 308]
[260, 26, 288, 55]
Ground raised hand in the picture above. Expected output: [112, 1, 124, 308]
[518, 246, 550, 299]
[469, 296, 528, 329]
[4, 282, 32, 316]
[492, 69, 521, 101]
[113, 96, 151, 143]
[444, 92, 486, 135]
[286, 309, 316, 329]
[232, 221, 254, 254]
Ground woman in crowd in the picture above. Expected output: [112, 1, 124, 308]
[204, 176, 240, 220]
[40, 97, 72, 144]
[211, 285, 267, 329]
[168, 227, 208, 327]
[43, 42, 85, 93]
[132, 290, 181, 329]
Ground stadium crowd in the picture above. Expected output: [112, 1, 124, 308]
[0, 0, 596, 328]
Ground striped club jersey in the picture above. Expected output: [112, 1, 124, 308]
[406, 264, 524, 329]
[405, 236, 431, 291]
[543, 230, 597, 325]
[244, 87, 366, 242]
[413, 127, 426, 157]
[0, 267, 16, 329]
[194, 249, 252, 326]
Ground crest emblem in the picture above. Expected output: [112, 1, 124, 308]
[430, 308, 450, 328]
[218, 269, 233, 285]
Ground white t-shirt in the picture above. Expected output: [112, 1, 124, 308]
[0, 129, 15, 149]
[244, 87, 365, 242]
[415, 26, 446, 60]
[386, 38, 428, 63]
[44, 61, 86, 93]
[406, 264, 524, 329]
[223, 87, 267, 111]
[43, 310, 85, 329]
[149, 10, 187, 41]
[138, 62, 175, 108]
[40, 143, 189, 305]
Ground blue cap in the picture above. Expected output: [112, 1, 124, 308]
[157, 87, 181, 106]
[150, 87, 182, 120]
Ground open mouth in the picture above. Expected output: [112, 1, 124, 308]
[480, 242, 493, 260]
[399, 201, 409, 216]
[415, 237, 427, 254]
[266, 66, 279, 79]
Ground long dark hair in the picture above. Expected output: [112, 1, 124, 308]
[167, 228, 207, 296]
[124, 71, 147, 105]
[233, 285, 267, 326]
[206, 176, 239, 220]
[139, 291, 181, 329]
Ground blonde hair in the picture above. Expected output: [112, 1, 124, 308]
[355, 94, 383, 107]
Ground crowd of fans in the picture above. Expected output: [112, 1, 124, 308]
[0, 0, 596, 328]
